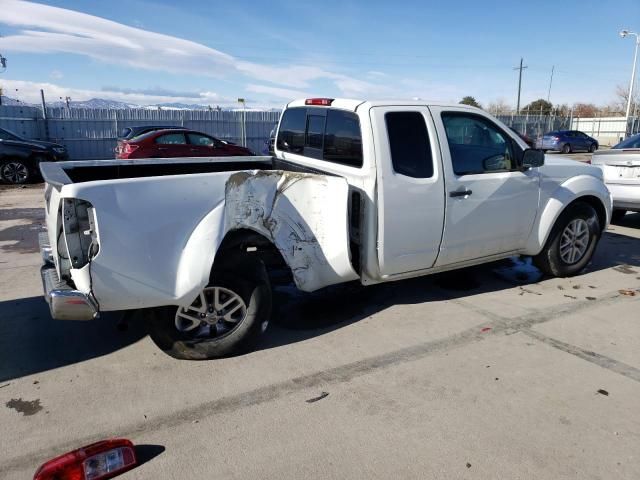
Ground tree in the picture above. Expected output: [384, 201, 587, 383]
[572, 103, 598, 118]
[459, 96, 481, 108]
[486, 98, 511, 114]
[615, 84, 639, 115]
[523, 99, 553, 115]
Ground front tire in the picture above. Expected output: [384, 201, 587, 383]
[589, 143, 598, 153]
[146, 254, 271, 359]
[0, 159, 31, 184]
[534, 202, 601, 277]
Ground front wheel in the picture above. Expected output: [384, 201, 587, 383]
[589, 143, 598, 153]
[0, 159, 31, 184]
[146, 254, 272, 359]
[534, 202, 601, 277]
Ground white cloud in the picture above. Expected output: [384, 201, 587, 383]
[49, 69, 63, 79]
[0, 0, 381, 96]
[0, 79, 244, 106]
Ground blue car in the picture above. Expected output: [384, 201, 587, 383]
[538, 130, 599, 154]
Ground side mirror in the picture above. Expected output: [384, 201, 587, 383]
[522, 149, 545, 169]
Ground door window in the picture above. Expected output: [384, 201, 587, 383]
[441, 113, 517, 175]
[155, 133, 186, 144]
[187, 133, 215, 147]
[385, 112, 433, 178]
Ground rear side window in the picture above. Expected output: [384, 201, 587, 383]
[277, 107, 363, 167]
[324, 110, 362, 167]
[155, 133, 186, 145]
[385, 112, 433, 178]
[277, 108, 305, 154]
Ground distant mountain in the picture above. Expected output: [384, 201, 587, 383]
[0, 96, 30, 107]
[0, 96, 280, 112]
[61, 98, 138, 109]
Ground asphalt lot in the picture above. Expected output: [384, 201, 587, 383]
[1, 169, 639, 479]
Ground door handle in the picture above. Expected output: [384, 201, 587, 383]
[449, 189, 473, 198]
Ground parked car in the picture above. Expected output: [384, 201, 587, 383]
[115, 128, 254, 159]
[508, 127, 535, 148]
[538, 130, 598, 153]
[0, 127, 69, 184]
[591, 132, 640, 222]
[39, 98, 610, 360]
[118, 125, 188, 140]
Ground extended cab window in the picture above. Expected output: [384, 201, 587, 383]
[156, 133, 186, 144]
[277, 107, 363, 167]
[277, 108, 305, 154]
[441, 113, 516, 175]
[323, 110, 363, 167]
[385, 112, 433, 178]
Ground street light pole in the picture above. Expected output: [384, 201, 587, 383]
[620, 30, 640, 129]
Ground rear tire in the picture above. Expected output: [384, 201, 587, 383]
[611, 209, 627, 224]
[0, 159, 31, 184]
[146, 254, 272, 360]
[561, 143, 571, 154]
[534, 202, 601, 277]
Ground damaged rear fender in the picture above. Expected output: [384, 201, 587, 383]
[222, 170, 359, 292]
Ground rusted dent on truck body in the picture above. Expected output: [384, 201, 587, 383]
[224, 170, 359, 292]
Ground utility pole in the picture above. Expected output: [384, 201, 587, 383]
[547, 65, 555, 103]
[513, 58, 528, 114]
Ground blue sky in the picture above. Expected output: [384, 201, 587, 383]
[0, 0, 638, 108]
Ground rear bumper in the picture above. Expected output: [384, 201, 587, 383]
[606, 182, 640, 211]
[39, 235, 98, 321]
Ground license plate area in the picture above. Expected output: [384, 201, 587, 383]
[616, 166, 640, 178]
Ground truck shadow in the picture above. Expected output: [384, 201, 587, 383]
[0, 297, 147, 382]
[261, 224, 640, 350]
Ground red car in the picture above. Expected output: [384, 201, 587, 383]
[116, 128, 254, 159]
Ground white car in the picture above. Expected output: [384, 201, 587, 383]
[39, 98, 611, 359]
[591, 133, 640, 221]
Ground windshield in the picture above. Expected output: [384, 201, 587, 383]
[612, 133, 640, 149]
[0, 127, 23, 141]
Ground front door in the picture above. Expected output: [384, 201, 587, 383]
[371, 106, 446, 277]
[430, 107, 540, 266]
[154, 132, 190, 157]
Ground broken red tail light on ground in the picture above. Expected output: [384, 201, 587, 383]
[34, 439, 137, 480]
[305, 98, 334, 106]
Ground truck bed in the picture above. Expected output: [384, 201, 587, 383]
[40, 156, 274, 187]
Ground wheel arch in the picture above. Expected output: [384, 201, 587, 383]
[523, 176, 611, 256]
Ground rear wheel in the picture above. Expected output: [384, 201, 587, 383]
[0, 159, 31, 184]
[611, 209, 627, 224]
[534, 202, 601, 277]
[146, 254, 271, 359]
[561, 143, 571, 154]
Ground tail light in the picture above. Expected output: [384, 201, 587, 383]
[305, 98, 334, 106]
[34, 439, 137, 480]
[116, 143, 139, 157]
[552, 136, 560, 141]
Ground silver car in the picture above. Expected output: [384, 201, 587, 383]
[591, 133, 640, 222]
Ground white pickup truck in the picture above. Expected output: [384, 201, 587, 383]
[39, 98, 612, 359]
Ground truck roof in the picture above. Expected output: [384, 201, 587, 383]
[286, 98, 483, 113]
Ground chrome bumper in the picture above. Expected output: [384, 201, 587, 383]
[40, 234, 98, 321]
